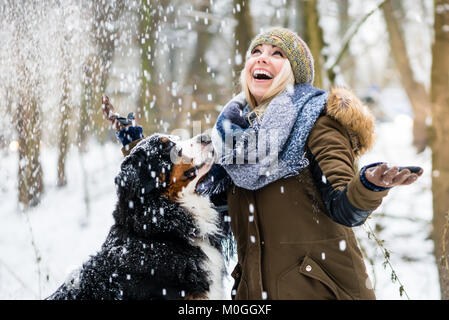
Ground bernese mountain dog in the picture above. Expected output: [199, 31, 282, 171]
[47, 133, 229, 300]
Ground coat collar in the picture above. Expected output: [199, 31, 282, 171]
[325, 87, 376, 158]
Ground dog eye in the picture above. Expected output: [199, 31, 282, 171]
[164, 140, 177, 153]
[177, 148, 183, 157]
[184, 167, 197, 180]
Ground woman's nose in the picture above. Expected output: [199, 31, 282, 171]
[257, 57, 267, 64]
[256, 52, 269, 64]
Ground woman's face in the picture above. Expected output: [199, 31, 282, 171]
[245, 43, 287, 105]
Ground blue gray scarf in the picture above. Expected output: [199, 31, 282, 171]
[211, 83, 328, 190]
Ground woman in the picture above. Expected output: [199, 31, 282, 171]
[104, 27, 422, 300]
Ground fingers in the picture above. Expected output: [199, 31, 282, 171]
[102, 94, 113, 109]
[392, 168, 411, 185]
[394, 167, 423, 185]
[102, 95, 124, 131]
[382, 166, 399, 185]
[102, 94, 135, 131]
[401, 174, 418, 185]
[365, 163, 422, 188]
[101, 94, 115, 120]
[373, 164, 389, 185]
[384, 166, 420, 186]
[368, 163, 388, 179]
[101, 94, 109, 106]
[101, 94, 109, 112]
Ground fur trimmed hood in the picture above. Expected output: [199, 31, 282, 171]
[325, 87, 376, 158]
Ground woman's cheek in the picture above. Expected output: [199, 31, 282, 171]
[245, 59, 254, 76]
[274, 59, 285, 74]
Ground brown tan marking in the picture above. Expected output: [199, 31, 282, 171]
[160, 136, 170, 144]
[163, 160, 196, 200]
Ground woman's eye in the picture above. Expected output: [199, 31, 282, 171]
[251, 48, 261, 55]
[273, 50, 283, 57]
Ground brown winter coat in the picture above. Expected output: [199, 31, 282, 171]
[227, 87, 389, 300]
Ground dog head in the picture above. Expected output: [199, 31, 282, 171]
[115, 133, 215, 203]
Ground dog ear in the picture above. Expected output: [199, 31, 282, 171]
[115, 149, 160, 200]
[115, 161, 140, 202]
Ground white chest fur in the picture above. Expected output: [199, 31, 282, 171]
[178, 189, 226, 300]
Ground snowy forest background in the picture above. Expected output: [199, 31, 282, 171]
[0, 0, 448, 300]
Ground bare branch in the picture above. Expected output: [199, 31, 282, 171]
[327, 0, 387, 79]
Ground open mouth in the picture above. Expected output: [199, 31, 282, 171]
[252, 69, 274, 81]
[184, 161, 210, 179]
[195, 162, 206, 171]
[185, 149, 215, 179]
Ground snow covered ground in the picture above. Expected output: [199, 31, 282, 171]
[0, 88, 440, 299]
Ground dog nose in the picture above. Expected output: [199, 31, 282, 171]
[197, 133, 212, 145]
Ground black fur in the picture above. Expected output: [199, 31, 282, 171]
[47, 135, 219, 300]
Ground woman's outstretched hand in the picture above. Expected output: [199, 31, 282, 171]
[365, 163, 423, 188]
[101, 94, 131, 131]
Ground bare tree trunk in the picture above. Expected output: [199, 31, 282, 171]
[382, 0, 430, 153]
[179, 0, 218, 132]
[232, 0, 254, 93]
[57, 99, 71, 187]
[303, 0, 326, 89]
[338, 0, 351, 34]
[430, 0, 449, 300]
[78, 1, 124, 149]
[12, 4, 44, 210]
[78, 56, 94, 153]
[336, 0, 356, 86]
[294, 0, 306, 39]
[282, 0, 291, 28]
[57, 60, 71, 187]
[16, 95, 44, 209]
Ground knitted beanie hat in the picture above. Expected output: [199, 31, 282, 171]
[248, 27, 315, 85]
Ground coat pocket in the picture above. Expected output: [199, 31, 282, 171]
[230, 263, 242, 299]
[277, 255, 353, 300]
[231, 263, 249, 300]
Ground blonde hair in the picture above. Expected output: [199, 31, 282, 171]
[240, 59, 295, 121]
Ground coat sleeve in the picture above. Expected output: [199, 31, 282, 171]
[306, 115, 389, 227]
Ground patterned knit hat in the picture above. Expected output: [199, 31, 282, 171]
[248, 27, 314, 85]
